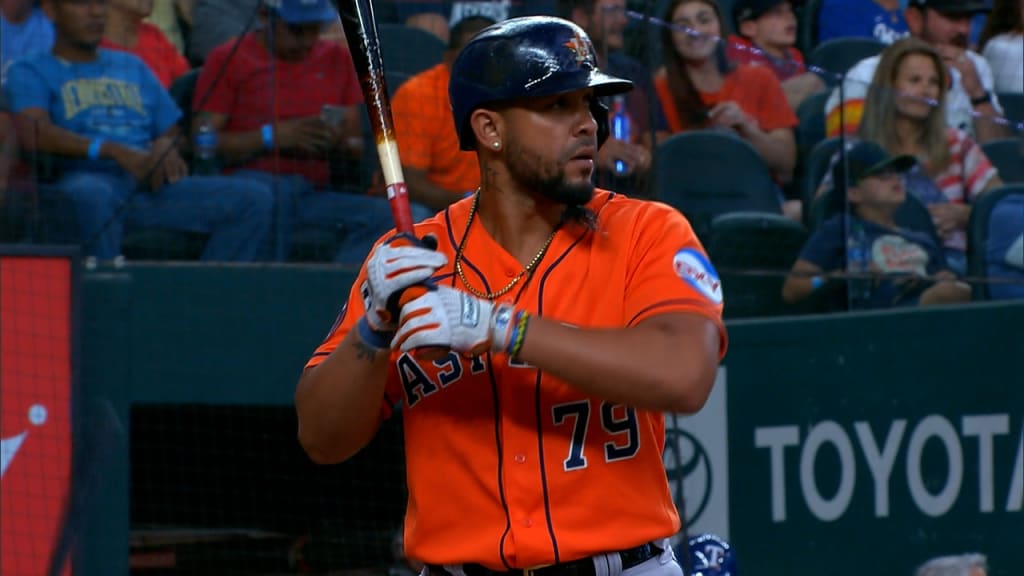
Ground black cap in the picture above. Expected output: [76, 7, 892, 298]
[834, 141, 917, 192]
[732, 0, 790, 30]
[908, 0, 991, 15]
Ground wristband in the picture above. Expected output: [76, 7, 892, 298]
[87, 138, 105, 161]
[260, 124, 274, 151]
[970, 92, 991, 107]
[506, 310, 530, 358]
[357, 316, 392, 350]
[811, 275, 824, 290]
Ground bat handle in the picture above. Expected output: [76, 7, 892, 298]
[377, 137, 414, 233]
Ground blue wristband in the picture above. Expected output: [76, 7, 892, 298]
[87, 138, 105, 161]
[261, 124, 274, 151]
[811, 276, 824, 290]
[357, 316, 392, 350]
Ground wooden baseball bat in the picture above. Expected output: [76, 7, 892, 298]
[337, 0, 414, 234]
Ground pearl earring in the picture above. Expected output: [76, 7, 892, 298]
[492, 141, 501, 149]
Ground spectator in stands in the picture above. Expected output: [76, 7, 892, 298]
[5, 0, 273, 261]
[146, 0, 192, 54]
[187, 0, 258, 64]
[726, 0, 826, 110]
[0, 91, 18, 239]
[393, 0, 557, 45]
[979, 0, 1024, 95]
[914, 553, 988, 576]
[655, 0, 798, 214]
[818, 0, 910, 46]
[784, 141, 970, 308]
[1, 0, 55, 85]
[819, 38, 1003, 272]
[391, 16, 493, 211]
[567, 0, 669, 197]
[102, 0, 191, 88]
[194, 0, 403, 264]
[825, 0, 1008, 144]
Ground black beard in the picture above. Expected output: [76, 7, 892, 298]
[506, 140, 596, 226]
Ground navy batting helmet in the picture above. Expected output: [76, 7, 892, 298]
[677, 533, 737, 576]
[448, 16, 634, 151]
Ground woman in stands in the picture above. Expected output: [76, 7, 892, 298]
[979, 0, 1024, 95]
[654, 0, 799, 218]
[850, 37, 1002, 272]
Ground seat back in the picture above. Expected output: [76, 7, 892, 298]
[169, 68, 202, 136]
[802, 136, 841, 229]
[981, 138, 1024, 183]
[967, 184, 1024, 301]
[796, 0, 824, 56]
[652, 130, 781, 242]
[707, 212, 809, 318]
[808, 37, 885, 85]
[378, 23, 446, 78]
[997, 92, 1024, 128]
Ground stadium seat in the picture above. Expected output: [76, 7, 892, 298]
[997, 92, 1024, 128]
[981, 138, 1024, 183]
[706, 211, 808, 318]
[796, 0, 824, 56]
[808, 37, 885, 85]
[652, 130, 781, 242]
[378, 23, 446, 78]
[801, 136, 841, 229]
[967, 184, 1024, 301]
[790, 90, 831, 215]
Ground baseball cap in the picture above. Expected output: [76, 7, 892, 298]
[833, 141, 917, 192]
[732, 0, 790, 29]
[264, 0, 338, 24]
[907, 0, 991, 15]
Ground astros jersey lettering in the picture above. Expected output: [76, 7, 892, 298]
[306, 190, 727, 569]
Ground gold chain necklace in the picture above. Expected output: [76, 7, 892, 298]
[454, 191, 559, 300]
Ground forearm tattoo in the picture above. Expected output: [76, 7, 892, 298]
[353, 338, 382, 362]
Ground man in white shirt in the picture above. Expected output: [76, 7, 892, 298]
[825, 0, 1009, 144]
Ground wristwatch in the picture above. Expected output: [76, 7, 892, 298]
[970, 91, 991, 107]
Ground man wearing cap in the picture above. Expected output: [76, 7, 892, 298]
[193, 0, 405, 264]
[818, 0, 910, 46]
[726, 0, 826, 110]
[783, 140, 970, 308]
[825, 0, 1008, 144]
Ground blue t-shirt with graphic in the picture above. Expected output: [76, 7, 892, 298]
[0, 8, 55, 85]
[800, 213, 949, 308]
[4, 49, 180, 173]
[818, 0, 909, 46]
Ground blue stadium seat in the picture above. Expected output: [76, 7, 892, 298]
[378, 23, 446, 78]
[981, 138, 1024, 184]
[967, 184, 1024, 301]
[652, 130, 781, 242]
[808, 37, 886, 85]
[707, 211, 809, 318]
[997, 92, 1024, 128]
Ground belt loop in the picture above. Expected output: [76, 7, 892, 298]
[593, 550, 624, 576]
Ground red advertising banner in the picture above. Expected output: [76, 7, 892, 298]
[1, 255, 74, 576]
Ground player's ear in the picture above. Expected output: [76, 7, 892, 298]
[469, 108, 503, 152]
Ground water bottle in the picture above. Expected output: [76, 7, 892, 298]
[610, 95, 631, 174]
[193, 115, 219, 176]
[845, 220, 872, 305]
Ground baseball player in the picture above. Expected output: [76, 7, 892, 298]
[295, 16, 727, 576]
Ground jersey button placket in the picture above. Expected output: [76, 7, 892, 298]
[513, 453, 526, 464]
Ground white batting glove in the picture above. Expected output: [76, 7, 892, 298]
[361, 234, 448, 333]
[392, 286, 518, 356]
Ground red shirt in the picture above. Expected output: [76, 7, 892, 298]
[100, 22, 190, 88]
[194, 32, 363, 187]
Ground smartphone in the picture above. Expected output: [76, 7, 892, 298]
[320, 105, 345, 128]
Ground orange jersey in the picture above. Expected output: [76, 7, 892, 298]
[306, 190, 727, 569]
[392, 64, 481, 196]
